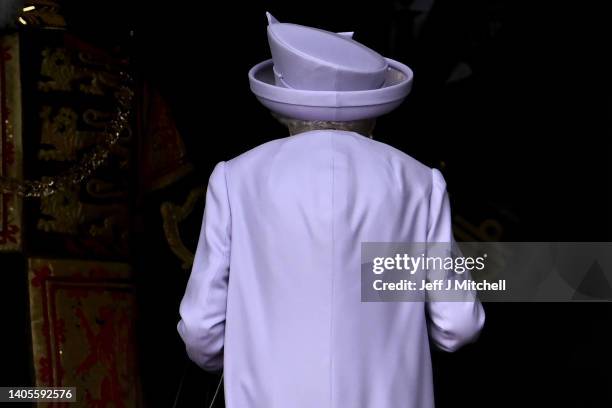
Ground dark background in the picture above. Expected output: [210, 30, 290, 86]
[5, 0, 612, 406]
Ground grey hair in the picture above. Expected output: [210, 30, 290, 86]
[271, 112, 376, 138]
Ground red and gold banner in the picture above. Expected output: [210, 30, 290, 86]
[0, 34, 23, 251]
[28, 258, 142, 407]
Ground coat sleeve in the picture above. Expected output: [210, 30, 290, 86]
[177, 161, 231, 371]
[425, 168, 485, 352]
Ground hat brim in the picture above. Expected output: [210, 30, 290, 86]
[248, 58, 413, 121]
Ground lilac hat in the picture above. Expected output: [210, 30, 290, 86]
[248, 12, 414, 121]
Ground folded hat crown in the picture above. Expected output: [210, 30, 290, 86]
[266, 13, 388, 92]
